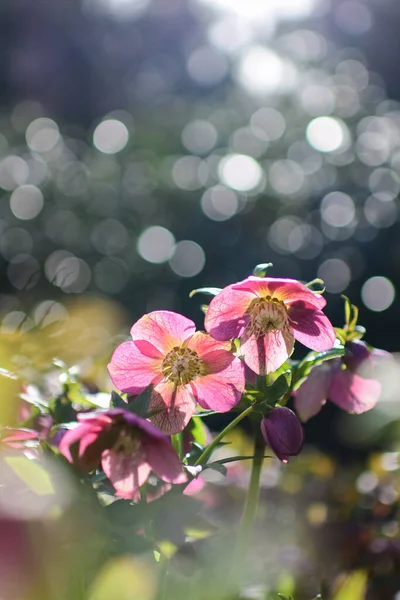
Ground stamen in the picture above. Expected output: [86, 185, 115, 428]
[162, 346, 203, 385]
[246, 297, 289, 338]
[113, 427, 142, 454]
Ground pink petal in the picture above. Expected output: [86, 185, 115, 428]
[107, 341, 163, 395]
[288, 302, 336, 352]
[329, 370, 381, 414]
[190, 356, 245, 412]
[101, 448, 151, 499]
[143, 437, 186, 484]
[294, 363, 333, 422]
[240, 328, 294, 375]
[130, 311, 196, 354]
[204, 283, 254, 341]
[184, 475, 205, 496]
[149, 381, 197, 434]
[59, 423, 94, 464]
[232, 277, 327, 309]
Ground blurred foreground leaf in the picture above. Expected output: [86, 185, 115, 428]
[333, 570, 368, 600]
[88, 556, 156, 600]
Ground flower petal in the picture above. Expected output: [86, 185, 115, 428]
[232, 277, 327, 309]
[288, 302, 336, 351]
[149, 381, 197, 434]
[101, 448, 151, 500]
[240, 328, 294, 375]
[294, 362, 333, 422]
[143, 437, 186, 484]
[107, 341, 163, 395]
[191, 358, 245, 412]
[204, 283, 253, 341]
[130, 311, 196, 354]
[329, 370, 381, 414]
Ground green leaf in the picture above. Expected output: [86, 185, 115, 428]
[189, 287, 222, 298]
[188, 416, 209, 447]
[124, 385, 153, 417]
[294, 346, 346, 389]
[110, 391, 125, 408]
[332, 570, 368, 600]
[194, 410, 220, 418]
[265, 369, 292, 403]
[253, 262, 273, 277]
[4, 455, 54, 496]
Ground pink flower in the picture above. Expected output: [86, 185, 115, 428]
[107, 310, 245, 434]
[294, 340, 382, 422]
[205, 277, 335, 375]
[59, 408, 185, 500]
[0, 428, 39, 449]
[261, 406, 304, 463]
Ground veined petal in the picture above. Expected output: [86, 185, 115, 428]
[204, 283, 253, 341]
[107, 341, 163, 395]
[289, 302, 335, 351]
[149, 381, 197, 434]
[143, 437, 186, 484]
[240, 328, 294, 376]
[329, 370, 381, 414]
[232, 277, 326, 309]
[189, 331, 239, 375]
[191, 355, 245, 412]
[130, 311, 196, 354]
[101, 448, 151, 500]
[294, 362, 333, 422]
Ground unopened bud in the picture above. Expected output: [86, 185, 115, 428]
[261, 406, 304, 463]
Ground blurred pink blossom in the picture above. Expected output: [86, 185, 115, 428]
[59, 408, 185, 500]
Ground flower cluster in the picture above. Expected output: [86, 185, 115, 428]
[42, 273, 386, 498]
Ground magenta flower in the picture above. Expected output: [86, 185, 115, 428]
[205, 277, 335, 375]
[107, 310, 245, 434]
[261, 406, 304, 463]
[294, 340, 382, 422]
[59, 408, 185, 500]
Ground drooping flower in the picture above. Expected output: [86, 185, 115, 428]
[107, 310, 245, 434]
[59, 408, 185, 500]
[205, 276, 335, 375]
[261, 406, 304, 463]
[294, 340, 383, 422]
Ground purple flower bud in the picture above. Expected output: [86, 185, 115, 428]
[343, 340, 374, 377]
[261, 407, 304, 463]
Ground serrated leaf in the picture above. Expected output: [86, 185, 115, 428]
[189, 287, 222, 298]
[253, 262, 273, 277]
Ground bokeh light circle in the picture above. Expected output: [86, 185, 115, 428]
[361, 276, 395, 312]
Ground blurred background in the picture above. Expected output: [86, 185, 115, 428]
[3, 2, 400, 598]
[2, 0, 400, 450]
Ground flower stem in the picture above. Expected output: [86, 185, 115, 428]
[231, 424, 265, 580]
[194, 404, 255, 467]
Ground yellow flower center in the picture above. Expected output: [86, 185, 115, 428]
[246, 296, 289, 338]
[162, 346, 203, 385]
[113, 427, 142, 454]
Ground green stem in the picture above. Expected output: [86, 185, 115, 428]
[171, 432, 184, 459]
[231, 425, 264, 580]
[194, 404, 255, 467]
